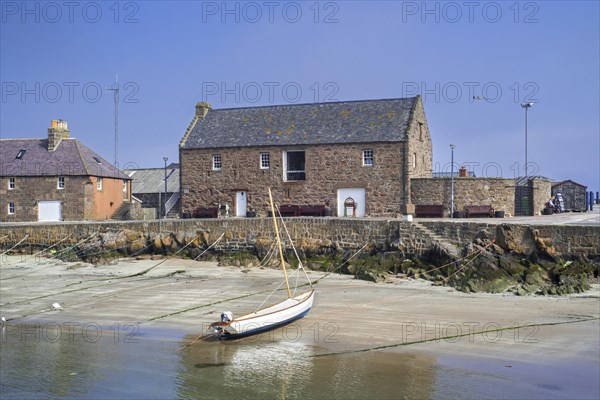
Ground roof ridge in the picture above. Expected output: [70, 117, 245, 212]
[73, 140, 92, 176]
[205, 96, 418, 112]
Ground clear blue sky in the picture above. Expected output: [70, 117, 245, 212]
[1, 1, 599, 193]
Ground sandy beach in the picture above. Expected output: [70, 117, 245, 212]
[1, 255, 599, 399]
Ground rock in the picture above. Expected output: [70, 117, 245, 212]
[130, 239, 146, 253]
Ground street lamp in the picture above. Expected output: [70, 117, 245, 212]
[521, 103, 533, 183]
[163, 157, 168, 218]
[450, 144, 456, 217]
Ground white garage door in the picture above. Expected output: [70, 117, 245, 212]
[337, 188, 366, 217]
[38, 201, 62, 222]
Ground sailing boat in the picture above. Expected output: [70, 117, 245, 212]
[209, 188, 315, 339]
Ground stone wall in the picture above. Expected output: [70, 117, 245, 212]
[551, 181, 587, 212]
[1, 218, 598, 258]
[0, 176, 90, 222]
[180, 142, 411, 218]
[1, 176, 129, 222]
[532, 178, 552, 215]
[411, 177, 516, 216]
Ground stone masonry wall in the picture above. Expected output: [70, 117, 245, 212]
[0, 176, 89, 222]
[411, 178, 516, 216]
[1, 219, 598, 258]
[180, 142, 408, 217]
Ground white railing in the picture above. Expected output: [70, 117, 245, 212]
[164, 191, 180, 215]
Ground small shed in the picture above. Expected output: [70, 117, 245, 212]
[551, 180, 587, 212]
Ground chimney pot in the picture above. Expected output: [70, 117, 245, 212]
[195, 102, 212, 118]
[47, 119, 70, 151]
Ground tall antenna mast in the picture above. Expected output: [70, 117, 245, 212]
[106, 74, 119, 168]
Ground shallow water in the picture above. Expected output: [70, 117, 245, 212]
[1, 323, 598, 399]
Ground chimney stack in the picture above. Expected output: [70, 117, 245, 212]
[195, 102, 212, 118]
[48, 119, 70, 151]
[459, 165, 467, 177]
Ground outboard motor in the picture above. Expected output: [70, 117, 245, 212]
[221, 311, 233, 323]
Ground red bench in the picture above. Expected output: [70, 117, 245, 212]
[193, 207, 218, 218]
[415, 205, 445, 218]
[299, 205, 326, 216]
[465, 205, 494, 218]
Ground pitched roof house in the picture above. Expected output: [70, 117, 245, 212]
[124, 164, 180, 218]
[1, 120, 132, 222]
[179, 96, 432, 217]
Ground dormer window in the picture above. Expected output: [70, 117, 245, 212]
[93, 157, 102, 164]
[16, 149, 26, 159]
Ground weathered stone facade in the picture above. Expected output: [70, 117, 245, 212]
[0, 176, 129, 222]
[180, 97, 433, 217]
[181, 142, 414, 217]
[411, 177, 516, 216]
[551, 180, 587, 212]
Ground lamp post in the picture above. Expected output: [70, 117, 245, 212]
[521, 103, 533, 184]
[163, 157, 168, 218]
[450, 144, 455, 218]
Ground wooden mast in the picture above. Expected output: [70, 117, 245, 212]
[268, 188, 292, 298]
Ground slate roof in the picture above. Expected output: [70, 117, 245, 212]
[551, 179, 586, 188]
[182, 97, 418, 149]
[123, 167, 180, 194]
[0, 138, 130, 179]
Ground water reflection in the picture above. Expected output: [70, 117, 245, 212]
[178, 335, 436, 399]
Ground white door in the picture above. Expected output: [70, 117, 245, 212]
[337, 188, 366, 217]
[236, 191, 247, 217]
[38, 201, 62, 222]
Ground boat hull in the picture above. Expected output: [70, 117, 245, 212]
[210, 290, 315, 340]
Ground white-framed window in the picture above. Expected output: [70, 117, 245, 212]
[8, 177, 15, 190]
[260, 153, 270, 169]
[283, 150, 305, 181]
[57, 176, 65, 189]
[212, 155, 222, 171]
[123, 180, 128, 193]
[97, 177, 103, 190]
[363, 150, 374, 166]
[8, 202, 15, 215]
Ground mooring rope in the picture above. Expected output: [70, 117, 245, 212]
[8, 234, 73, 264]
[0, 234, 30, 257]
[443, 240, 497, 282]
[193, 233, 225, 261]
[313, 243, 370, 284]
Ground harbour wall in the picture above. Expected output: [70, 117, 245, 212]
[0, 218, 598, 258]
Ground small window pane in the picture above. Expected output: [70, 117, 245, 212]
[260, 153, 270, 169]
[212, 155, 222, 171]
[57, 176, 65, 189]
[8, 202, 15, 215]
[8, 177, 15, 190]
[97, 177, 103, 190]
[363, 150, 374, 166]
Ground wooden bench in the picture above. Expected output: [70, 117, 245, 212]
[299, 205, 326, 217]
[415, 204, 445, 218]
[278, 204, 300, 217]
[465, 205, 494, 218]
[192, 207, 218, 219]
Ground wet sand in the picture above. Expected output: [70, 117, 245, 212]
[1, 255, 598, 353]
[1, 255, 599, 399]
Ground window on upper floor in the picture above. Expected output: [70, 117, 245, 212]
[212, 155, 222, 171]
[283, 151, 305, 181]
[363, 150, 374, 166]
[260, 153, 270, 169]
[97, 177, 103, 191]
[8, 177, 15, 190]
[123, 180, 128, 193]
[412, 153, 417, 169]
[57, 176, 65, 189]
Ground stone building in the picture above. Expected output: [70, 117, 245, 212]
[124, 164, 180, 219]
[1, 120, 132, 222]
[179, 97, 433, 217]
[552, 180, 587, 212]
